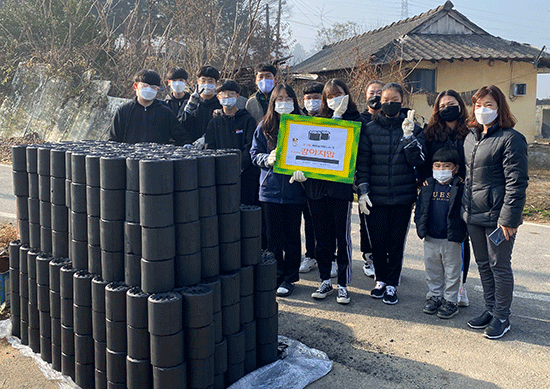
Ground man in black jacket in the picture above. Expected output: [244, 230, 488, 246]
[108, 69, 183, 145]
[205, 80, 259, 205]
[164, 67, 190, 115]
[178, 65, 222, 146]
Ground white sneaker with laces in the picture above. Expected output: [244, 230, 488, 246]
[362, 253, 375, 278]
[299, 257, 317, 273]
[458, 283, 469, 307]
[336, 285, 350, 304]
[330, 262, 338, 278]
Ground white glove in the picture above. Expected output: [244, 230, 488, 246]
[332, 95, 349, 119]
[267, 150, 277, 166]
[402, 109, 415, 137]
[289, 171, 307, 183]
[193, 135, 206, 150]
[358, 193, 372, 215]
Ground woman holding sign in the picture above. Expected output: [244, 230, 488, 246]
[291, 79, 367, 305]
[250, 84, 306, 297]
[355, 82, 426, 305]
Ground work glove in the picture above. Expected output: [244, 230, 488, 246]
[332, 95, 349, 119]
[184, 85, 203, 115]
[402, 109, 415, 137]
[289, 171, 306, 183]
[267, 150, 277, 167]
[358, 193, 372, 215]
[182, 144, 193, 149]
[193, 135, 206, 150]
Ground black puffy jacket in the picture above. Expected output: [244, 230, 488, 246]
[461, 124, 528, 228]
[355, 109, 426, 205]
[415, 176, 467, 243]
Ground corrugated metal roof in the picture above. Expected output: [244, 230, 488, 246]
[291, 1, 550, 74]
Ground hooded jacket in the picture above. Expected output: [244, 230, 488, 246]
[355, 108, 426, 205]
[461, 123, 528, 228]
[164, 92, 190, 115]
[177, 95, 222, 144]
[415, 176, 467, 243]
[108, 99, 183, 145]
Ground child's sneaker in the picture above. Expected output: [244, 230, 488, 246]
[370, 281, 386, 299]
[458, 283, 469, 307]
[423, 296, 443, 314]
[383, 285, 398, 305]
[336, 285, 350, 304]
[311, 280, 333, 299]
[299, 257, 317, 273]
[362, 253, 375, 278]
[437, 300, 459, 319]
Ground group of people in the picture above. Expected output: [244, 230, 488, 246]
[108, 64, 528, 340]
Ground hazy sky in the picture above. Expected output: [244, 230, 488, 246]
[286, 0, 550, 98]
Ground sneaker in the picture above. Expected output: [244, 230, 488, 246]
[467, 310, 493, 329]
[299, 257, 317, 273]
[458, 284, 469, 307]
[336, 285, 351, 304]
[484, 317, 511, 339]
[276, 281, 294, 297]
[437, 300, 459, 319]
[370, 281, 386, 299]
[423, 296, 443, 315]
[311, 280, 333, 299]
[383, 285, 398, 305]
[330, 262, 338, 278]
[362, 253, 375, 278]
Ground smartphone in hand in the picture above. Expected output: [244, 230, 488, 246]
[489, 227, 506, 246]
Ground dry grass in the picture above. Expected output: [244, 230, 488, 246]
[0, 224, 17, 255]
[0, 133, 44, 164]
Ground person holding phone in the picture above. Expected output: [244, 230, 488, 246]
[462, 85, 528, 339]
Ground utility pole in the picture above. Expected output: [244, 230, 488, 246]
[266, 4, 270, 59]
[401, 0, 408, 19]
[276, 0, 282, 58]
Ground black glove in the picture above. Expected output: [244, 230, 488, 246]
[184, 85, 203, 115]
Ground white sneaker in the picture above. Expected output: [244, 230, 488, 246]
[330, 262, 338, 278]
[458, 283, 469, 307]
[299, 257, 317, 273]
[362, 253, 375, 278]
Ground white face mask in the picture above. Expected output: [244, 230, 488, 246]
[138, 86, 157, 101]
[219, 97, 237, 108]
[258, 79, 275, 94]
[170, 81, 186, 94]
[275, 101, 294, 114]
[327, 94, 348, 111]
[200, 83, 217, 96]
[433, 169, 453, 184]
[474, 106, 498, 125]
[304, 99, 322, 114]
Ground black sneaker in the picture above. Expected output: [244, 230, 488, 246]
[467, 310, 493, 329]
[484, 317, 511, 339]
[383, 285, 398, 305]
[437, 300, 459, 319]
[423, 296, 443, 315]
[311, 280, 333, 299]
[276, 281, 295, 297]
[336, 285, 351, 304]
[370, 281, 386, 299]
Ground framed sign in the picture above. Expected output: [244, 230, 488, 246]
[273, 114, 362, 184]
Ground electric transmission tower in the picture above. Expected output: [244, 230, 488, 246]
[401, 0, 409, 19]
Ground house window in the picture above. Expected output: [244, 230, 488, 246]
[406, 69, 436, 93]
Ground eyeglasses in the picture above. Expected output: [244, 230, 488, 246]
[138, 82, 160, 91]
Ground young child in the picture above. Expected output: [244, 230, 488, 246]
[414, 147, 467, 319]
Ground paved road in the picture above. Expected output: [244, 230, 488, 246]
[1, 162, 549, 388]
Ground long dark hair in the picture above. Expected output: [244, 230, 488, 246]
[467, 85, 517, 130]
[425, 90, 469, 142]
[261, 84, 301, 149]
[317, 78, 358, 118]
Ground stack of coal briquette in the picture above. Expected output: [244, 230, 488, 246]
[9, 141, 278, 389]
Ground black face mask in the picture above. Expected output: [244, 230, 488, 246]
[381, 102, 401, 117]
[367, 95, 381, 110]
[438, 105, 461, 122]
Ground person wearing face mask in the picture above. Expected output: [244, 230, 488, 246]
[178, 65, 222, 147]
[423, 90, 471, 307]
[292, 79, 367, 305]
[164, 67, 190, 115]
[250, 84, 306, 298]
[246, 63, 277, 124]
[355, 82, 426, 305]
[414, 148, 467, 319]
[301, 82, 324, 116]
[358, 80, 384, 279]
[108, 69, 184, 145]
[204, 80, 259, 205]
[462, 85, 528, 339]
